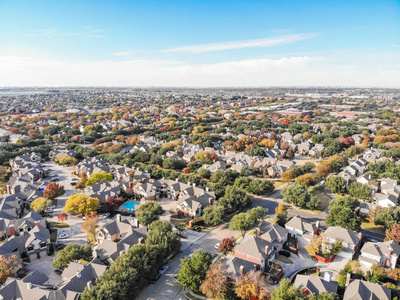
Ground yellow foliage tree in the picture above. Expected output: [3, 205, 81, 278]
[275, 203, 287, 215]
[30, 197, 52, 213]
[281, 169, 296, 182]
[64, 194, 100, 215]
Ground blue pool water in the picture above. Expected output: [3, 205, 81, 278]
[120, 201, 140, 211]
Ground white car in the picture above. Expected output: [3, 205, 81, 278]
[58, 232, 69, 239]
[215, 242, 221, 250]
[48, 205, 56, 209]
[103, 213, 110, 218]
[45, 208, 53, 213]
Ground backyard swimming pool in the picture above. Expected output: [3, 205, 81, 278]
[120, 201, 140, 212]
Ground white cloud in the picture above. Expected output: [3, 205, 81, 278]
[161, 33, 316, 53]
[112, 51, 132, 56]
[391, 44, 400, 48]
[0, 55, 399, 87]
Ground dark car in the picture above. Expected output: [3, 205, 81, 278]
[55, 243, 67, 251]
[279, 250, 291, 257]
[150, 273, 162, 284]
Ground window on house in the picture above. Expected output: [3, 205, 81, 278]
[40, 242, 47, 248]
[27, 246, 34, 251]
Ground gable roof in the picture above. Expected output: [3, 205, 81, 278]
[294, 274, 338, 295]
[343, 279, 390, 300]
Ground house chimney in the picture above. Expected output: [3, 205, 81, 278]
[9, 224, 15, 236]
[256, 228, 260, 237]
[116, 214, 121, 222]
[358, 232, 362, 241]
[387, 245, 393, 268]
[208, 198, 213, 205]
[87, 281, 93, 289]
[120, 250, 125, 256]
[316, 221, 320, 229]
[138, 237, 144, 245]
[346, 273, 351, 286]
[187, 182, 191, 186]
[188, 221, 193, 228]
[76, 271, 81, 278]
[239, 265, 244, 276]
[206, 186, 209, 192]
[26, 282, 32, 290]
[192, 183, 196, 187]
[175, 178, 179, 182]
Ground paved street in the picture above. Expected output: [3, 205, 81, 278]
[139, 224, 241, 300]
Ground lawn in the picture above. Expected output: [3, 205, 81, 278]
[273, 181, 286, 189]
[48, 222, 70, 228]
[309, 185, 331, 211]
[361, 219, 385, 233]
[275, 254, 293, 264]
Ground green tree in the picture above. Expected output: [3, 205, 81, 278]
[177, 250, 212, 293]
[347, 182, 372, 200]
[247, 179, 275, 195]
[326, 196, 361, 231]
[85, 171, 113, 186]
[376, 206, 400, 229]
[325, 176, 345, 193]
[230, 212, 253, 238]
[136, 201, 163, 227]
[271, 278, 302, 300]
[281, 183, 310, 208]
[203, 205, 225, 226]
[52, 243, 92, 270]
[218, 186, 249, 212]
[146, 220, 181, 253]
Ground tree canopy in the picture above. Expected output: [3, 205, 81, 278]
[64, 193, 100, 215]
[326, 196, 361, 231]
[135, 201, 163, 227]
[52, 244, 92, 270]
[85, 171, 113, 186]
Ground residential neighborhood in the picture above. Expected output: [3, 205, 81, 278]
[0, 87, 400, 299]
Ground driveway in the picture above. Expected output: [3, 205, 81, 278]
[42, 162, 87, 246]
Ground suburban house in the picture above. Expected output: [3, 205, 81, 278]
[294, 274, 338, 296]
[343, 279, 390, 300]
[84, 180, 121, 203]
[256, 221, 288, 252]
[323, 226, 362, 259]
[285, 216, 319, 240]
[359, 240, 400, 269]
[233, 235, 275, 271]
[0, 225, 51, 261]
[94, 215, 147, 264]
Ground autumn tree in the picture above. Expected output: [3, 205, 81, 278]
[295, 173, 317, 187]
[200, 264, 228, 300]
[369, 206, 383, 223]
[76, 173, 88, 189]
[235, 270, 271, 300]
[101, 196, 124, 213]
[281, 169, 296, 182]
[64, 194, 100, 215]
[30, 197, 52, 213]
[44, 182, 65, 200]
[385, 223, 400, 243]
[275, 203, 287, 215]
[57, 213, 68, 223]
[0, 255, 19, 284]
[218, 237, 236, 255]
[81, 212, 100, 241]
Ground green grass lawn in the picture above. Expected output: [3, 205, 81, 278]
[48, 222, 70, 228]
[361, 220, 385, 233]
[273, 181, 286, 189]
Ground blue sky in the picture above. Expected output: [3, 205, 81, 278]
[0, 0, 399, 87]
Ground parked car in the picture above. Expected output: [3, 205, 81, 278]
[103, 213, 110, 218]
[159, 265, 169, 274]
[48, 205, 56, 209]
[150, 273, 162, 284]
[45, 208, 53, 213]
[51, 177, 59, 182]
[215, 242, 221, 249]
[55, 243, 66, 251]
[368, 238, 381, 243]
[279, 250, 291, 257]
[58, 232, 69, 239]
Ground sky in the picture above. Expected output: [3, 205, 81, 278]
[0, 0, 399, 87]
